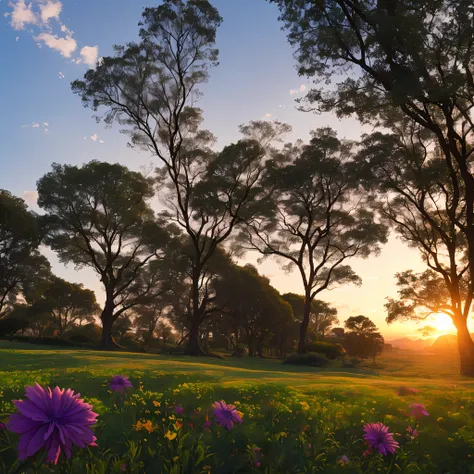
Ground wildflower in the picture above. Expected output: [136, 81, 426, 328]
[338, 455, 349, 465]
[164, 430, 177, 440]
[175, 405, 184, 416]
[7, 383, 98, 464]
[363, 422, 399, 456]
[204, 415, 212, 431]
[409, 404, 429, 419]
[152, 401, 161, 407]
[0, 422, 5, 430]
[213, 400, 243, 430]
[109, 375, 132, 393]
[406, 426, 418, 439]
[121, 464, 127, 472]
[300, 401, 310, 411]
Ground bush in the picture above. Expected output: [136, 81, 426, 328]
[306, 341, 345, 360]
[0, 335, 76, 346]
[282, 353, 329, 367]
[343, 356, 363, 368]
[0, 317, 29, 336]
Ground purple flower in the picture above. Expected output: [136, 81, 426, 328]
[109, 375, 133, 393]
[409, 403, 429, 419]
[7, 383, 98, 464]
[338, 455, 349, 465]
[174, 405, 184, 416]
[0, 422, 6, 431]
[213, 400, 242, 430]
[363, 423, 399, 456]
[406, 426, 419, 438]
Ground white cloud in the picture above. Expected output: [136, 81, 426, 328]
[289, 84, 307, 95]
[99, 140, 104, 144]
[32, 122, 40, 128]
[58, 71, 64, 79]
[39, 0, 62, 24]
[263, 113, 272, 118]
[7, 0, 98, 65]
[8, 0, 39, 30]
[90, 133, 98, 142]
[43, 122, 49, 126]
[23, 190, 39, 205]
[79, 45, 98, 67]
[16, 36, 19, 41]
[83, 137, 88, 140]
[35, 32, 76, 57]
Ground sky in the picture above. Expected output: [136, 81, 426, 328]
[0, 0, 458, 340]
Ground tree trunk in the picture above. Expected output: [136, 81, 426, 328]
[100, 297, 120, 350]
[455, 319, 474, 376]
[184, 318, 206, 355]
[298, 294, 312, 354]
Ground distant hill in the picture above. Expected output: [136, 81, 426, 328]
[388, 337, 435, 351]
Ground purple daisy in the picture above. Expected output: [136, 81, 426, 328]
[175, 405, 184, 416]
[409, 403, 429, 419]
[363, 422, 399, 456]
[7, 383, 98, 464]
[109, 375, 133, 393]
[213, 400, 243, 430]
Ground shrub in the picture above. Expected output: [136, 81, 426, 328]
[0, 317, 29, 336]
[282, 353, 329, 367]
[306, 341, 345, 360]
[343, 356, 363, 368]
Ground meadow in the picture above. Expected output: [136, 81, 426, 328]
[0, 342, 473, 473]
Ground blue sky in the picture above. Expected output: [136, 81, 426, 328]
[1, 0, 451, 339]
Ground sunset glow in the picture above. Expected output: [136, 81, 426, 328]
[429, 313, 456, 335]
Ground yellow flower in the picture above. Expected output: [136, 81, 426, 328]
[300, 401, 310, 411]
[133, 420, 154, 433]
[164, 430, 177, 441]
[153, 401, 161, 407]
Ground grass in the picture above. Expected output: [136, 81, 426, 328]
[0, 341, 473, 473]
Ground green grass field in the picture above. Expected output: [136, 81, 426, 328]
[0, 342, 473, 473]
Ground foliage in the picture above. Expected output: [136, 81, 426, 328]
[343, 316, 385, 361]
[306, 341, 345, 360]
[0, 190, 50, 316]
[37, 161, 175, 349]
[239, 127, 387, 353]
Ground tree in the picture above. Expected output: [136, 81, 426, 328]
[71, 1, 278, 355]
[112, 314, 133, 342]
[282, 293, 338, 340]
[271, 0, 474, 375]
[343, 315, 385, 362]
[31, 277, 99, 336]
[37, 161, 175, 350]
[356, 126, 474, 374]
[133, 300, 170, 349]
[240, 128, 387, 353]
[214, 263, 293, 357]
[0, 190, 50, 316]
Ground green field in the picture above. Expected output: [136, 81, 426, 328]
[0, 343, 473, 473]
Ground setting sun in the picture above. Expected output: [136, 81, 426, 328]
[429, 313, 456, 335]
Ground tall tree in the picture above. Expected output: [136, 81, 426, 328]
[240, 128, 387, 353]
[272, 0, 474, 375]
[0, 190, 50, 316]
[71, 1, 276, 355]
[356, 127, 474, 374]
[37, 161, 175, 350]
[133, 299, 170, 349]
[282, 293, 338, 340]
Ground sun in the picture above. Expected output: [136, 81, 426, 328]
[429, 313, 456, 335]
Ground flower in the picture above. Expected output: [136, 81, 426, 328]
[363, 422, 399, 456]
[338, 455, 349, 465]
[409, 403, 429, 419]
[164, 430, 177, 440]
[133, 420, 154, 433]
[0, 422, 5, 430]
[175, 405, 184, 416]
[7, 383, 98, 464]
[213, 400, 243, 430]
[204, 415, 212, 431]
[109, 375, 132, 393]
[121, 464, 127, 472]
[406, 426, 419, 438]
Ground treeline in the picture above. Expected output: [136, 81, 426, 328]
[3, 0, 474, 375]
